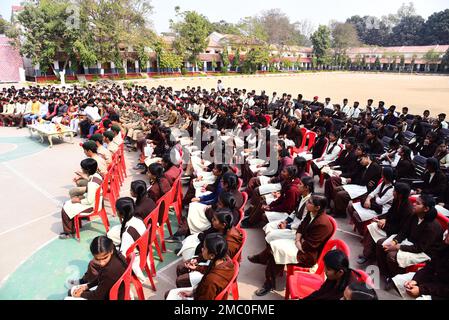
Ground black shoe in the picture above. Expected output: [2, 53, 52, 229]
[240, 218, 253, 229]
[133, 163, 145, 170]
[59, 233, 74, 240]
[356, 256, 368, 265]
[139, 169, 148, 175]
[165, 235, 184, 243]
[174, 245, 182, 255]
[247, 255, 265, 265]
[255, 285, 273, 296]
[384, 277, 394, 291]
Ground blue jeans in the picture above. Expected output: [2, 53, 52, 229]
[23, 114, 39, 123]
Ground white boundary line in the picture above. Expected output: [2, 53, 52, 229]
[2, 162, 60, 206]
[0, 235, 59, 287]
[337, 228, 363, 238]
[0, 212, 58, 237]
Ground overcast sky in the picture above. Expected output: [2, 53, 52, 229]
[1, 0, 448, 33]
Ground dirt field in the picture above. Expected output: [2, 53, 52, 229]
[139, 72, 449, 116]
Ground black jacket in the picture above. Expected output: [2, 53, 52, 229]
[413, 245, 449, 299]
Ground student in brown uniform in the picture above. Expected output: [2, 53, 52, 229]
[130, 180, 156, 221]
[66, 236, 128, 300]
[248, 194, 334, 296]
[242, 165, 301, 228]
[376, 194, 443, 287]
[146, 162, 171, 203]
[175, 210, 243, 288]
[165, 233, 235, 300]
[303, 250, 361, 300]
[60, 158, 103, 239]
[161, 153, 181, 186]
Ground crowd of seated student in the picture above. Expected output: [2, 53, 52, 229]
[7, 82, 449, 300]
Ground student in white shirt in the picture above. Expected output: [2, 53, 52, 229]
[378, 139, 401, 167]
[351, 102, 361, 119]
[311, 132, 342, 176]
[341, 99, 352, 117]
[324, 97, 333, 110]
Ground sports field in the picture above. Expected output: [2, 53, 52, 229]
[141, 72, 449, 116]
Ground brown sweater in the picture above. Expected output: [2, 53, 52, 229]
[81, 254, 128, 300]
[194, 258, 235, 300]
[296, 212, 334, 267]
[148, 177, 171, 203]
[134, 195, 157, 220]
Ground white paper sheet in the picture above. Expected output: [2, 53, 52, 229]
[353, 202, 378, 222]
[343, 184, 368, 199]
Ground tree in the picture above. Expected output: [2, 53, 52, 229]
[231, 48, 240, 71]
[75, 0, 154, 73]
[422, 9, 449, 45]
[396, 2, 417, 19]
[281, 58, 293, 70]
[9, 0, 82, 81]
[241, 46, 270, 73]
[331, 22, 359, 67]
[399, 55, 405, 71]
[220, 47, 230, 73]
[258, 9, 299, 45]
[210, 20, 241, 35]
[237, 16, 268, 43]
[331, 22, 360, 54]
[441, 48, 449, 71]
[311, 55, 318, 70]
[311, 25, 331, 67]
[346, 15, 390, 46]
[389, 15, 425, 46]
[0, 16, 8, 34]
[170, 8, 211, 69]
[374, 57, 381, 70]
[238, 10, 308, 47]
[424, 49, 441, 72]
[410, 54, 417, 72]
[159, 50, 183, 71]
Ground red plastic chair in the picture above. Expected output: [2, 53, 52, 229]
[232, 228, 247, 265]
[111, 152, 123, 190]
[306, 137, 328, 173]
[102, 170, 117, 217]
[74, 186, 110, 241]
[286, 239, 351, 300]
[289, 128, 309, 156]
[354, 269, 374, 287]
[236, 192, 248, 228]
[215, 262, 240, 300]
[237, 178, 243, 191]
[119, 144, 127, 178]
[109, 253, 135, 300]
[286, 216, 338, 291]
[156, 192, 174, 252]
[143, 204, 164, 276]
[169, 168, 183, 224]
[126, 222, 157, 293]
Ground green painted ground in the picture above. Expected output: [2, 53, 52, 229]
[0, 211, 180, 300]
[0, 136, 47, 163]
